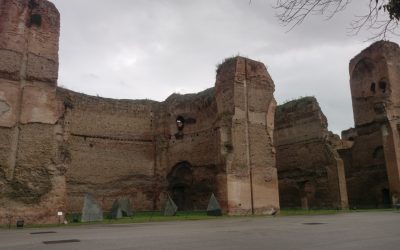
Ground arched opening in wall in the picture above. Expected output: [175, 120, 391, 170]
[382, 188, 391, 207]
[167, 162, 193, 211]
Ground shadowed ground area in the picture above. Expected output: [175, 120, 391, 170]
[0, 211, 399, 250]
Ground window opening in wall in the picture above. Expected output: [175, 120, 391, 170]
[379, 80, 387, 93]
[176, 116, 185, 131]
[370, 82, 376, 93]
[29, 14, 42, 27]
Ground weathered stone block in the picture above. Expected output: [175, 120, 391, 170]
[20, 84, 64, 124]
[0, 50, 22, 81]
[0, 0, 28, 53]
[110, 198, 133, 219]
[26, 53, 58, 84]
[0, 80, 20, 127]
[81, 194, 103, 222]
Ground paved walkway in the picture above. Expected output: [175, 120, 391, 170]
[0, 211, 400, 250]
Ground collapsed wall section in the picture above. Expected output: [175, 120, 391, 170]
[275, 97, 348, 209]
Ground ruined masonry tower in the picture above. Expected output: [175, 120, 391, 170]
[0, 0, 279, 223]
[215, 57, 279, 214]
[343, 41, 400, 207]
[0, 0, 66, 223]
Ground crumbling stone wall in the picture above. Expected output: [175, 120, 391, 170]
[0, 0, 279, 223]
[0, 0, 65, 224]
[341, 41, 400, 208]
[275, 97, 348, 209]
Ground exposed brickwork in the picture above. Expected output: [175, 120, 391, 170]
[341, 41, 400, 208]
[2, 0, 399, 224]
[0, 0, 279, 223]
[275, 97, 348, 209]
[0, 0, 64, 224]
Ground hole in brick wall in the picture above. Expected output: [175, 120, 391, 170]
[370, 82, 376, 93]
[379, 80, 387, 93]
[373, 146, 384, 160]
[176, 116, 185, 131]
[30, 14, 42, 27]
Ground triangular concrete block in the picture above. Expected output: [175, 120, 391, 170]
[163, 195, 178, 216]
[207, 193, 222, 216]
[110, 198, 133, 219]
[81, 194, 103, 222]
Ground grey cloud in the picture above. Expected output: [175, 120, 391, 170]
[50, 0, 399, 134]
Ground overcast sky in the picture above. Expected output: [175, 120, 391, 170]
[49, 0, 400, 135]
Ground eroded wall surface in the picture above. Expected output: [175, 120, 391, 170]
[0, 0, 65, 224]
[216, 57, 279, 215]
[342, 41, 400, 208]
[275, 97, 348, 209]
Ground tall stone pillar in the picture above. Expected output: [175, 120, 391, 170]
[215, 57, 279, 215]
[0, 0, 65, 224]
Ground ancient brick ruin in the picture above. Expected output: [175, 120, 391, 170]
[0, 0, 280, 223]
[340, 41, 400, 208]
[0, 0, 399, 224]
[275, 97, 348, 209]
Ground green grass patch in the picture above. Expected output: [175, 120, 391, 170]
[1, 211, 221, 229]
[2, 208, 399, 229]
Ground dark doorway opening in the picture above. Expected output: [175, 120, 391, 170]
[382, 188, 391, 207]
[172, 185, 186, 210]
[167, 162, 193, 211]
